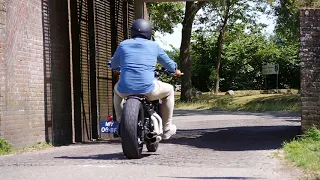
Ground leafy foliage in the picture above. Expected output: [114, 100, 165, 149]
[0, 139, 13, 155]
[271, 0, 301, 88]
[148, 0, 301, 94]
[197, 0, 269, 31]
[147, 2, 184, 34]
[156, 49, 180, 86]
[190, 22, 300, 92]
[272, 0, 300, 43]
[147, 1, 204, 101]
[179, 1, 206, 101]
[195, 0, 270, 92]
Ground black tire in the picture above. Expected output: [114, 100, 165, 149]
[146, 142, 159, 152]
[120, 98, 144, 159]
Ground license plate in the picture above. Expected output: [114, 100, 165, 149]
[100, 120, 119, 134]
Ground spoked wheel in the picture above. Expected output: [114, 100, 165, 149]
[120, 98, 145, 159]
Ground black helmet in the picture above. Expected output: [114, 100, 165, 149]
[131, 19, 152, 40]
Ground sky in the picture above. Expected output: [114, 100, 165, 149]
[154, 9, 277, 51]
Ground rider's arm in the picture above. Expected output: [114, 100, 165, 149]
[157, 45, 177, 73]
[109, 46, 121, 69]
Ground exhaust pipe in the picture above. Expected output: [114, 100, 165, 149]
[152, 112, 163, 134]
[147, 112, 163, 144]
[146, 132, 157, 139]
[150, 112, 163, 135]
[151, 115, 160, 134]
[148, 136, 162, 144]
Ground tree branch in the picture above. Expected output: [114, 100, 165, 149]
[196, 1, 206, 12]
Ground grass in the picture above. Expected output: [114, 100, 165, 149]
[0, 139, 14, 155]
[0, 139, 53, 156]
[20, 142, 53, 152]
[175, 92, 301, 113]
[282, 127, 320, 178]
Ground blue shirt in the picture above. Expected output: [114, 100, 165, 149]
[109, 37, 177, 94]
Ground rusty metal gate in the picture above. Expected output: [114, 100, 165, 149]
[71, 0, 135, 142]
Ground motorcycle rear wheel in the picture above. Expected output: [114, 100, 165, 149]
[120, 98, 144, 159]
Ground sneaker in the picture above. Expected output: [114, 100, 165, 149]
[162, 124, 177, 140]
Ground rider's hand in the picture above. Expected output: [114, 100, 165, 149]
[113, 70, 120, 76]
[171, 69, 182, 77]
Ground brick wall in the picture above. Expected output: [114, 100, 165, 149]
[0, 0, 72, 148]
[0, 0, 5, 138]
[300, 8, 320, 130]
[0, 0, 45, 148]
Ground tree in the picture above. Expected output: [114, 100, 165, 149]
[190, 31, 218, 92]
[220, 24, 278, 91]
[190, 21, 301, 92]
[273, 0, 299, 42]
[272, 0, 301, 88]
[147, 2, 184, 34]
[179, 1, 206, 102]
[197, 0, 268, 93]
[146, 2, 206, 101]
[191, 23, 267, 91]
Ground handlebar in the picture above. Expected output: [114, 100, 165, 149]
[108, 63, 183, 76]
[154, 68, 184, 76]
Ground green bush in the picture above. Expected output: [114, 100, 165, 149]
[0, 139, 13, 155]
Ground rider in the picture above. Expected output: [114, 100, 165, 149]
[109, 18, 181, 140]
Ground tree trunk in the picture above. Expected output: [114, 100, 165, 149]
[214, 30, 224, 93]
[214, 1, 230, 94]
[180, 1, 205, 102]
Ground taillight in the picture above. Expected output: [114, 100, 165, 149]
[107, 115, 113, 121]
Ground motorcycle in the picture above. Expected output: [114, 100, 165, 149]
[100, 67, 183, 159]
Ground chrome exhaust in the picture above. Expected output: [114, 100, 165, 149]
[148, 135, 162, 144]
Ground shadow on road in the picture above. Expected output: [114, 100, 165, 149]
[55, 110, 301, 160]
[53, 125, 300, 161]
[163, 125, 301, 151]
[173, 109, 300, 118]
[55, 152, 126, 160]
[163, 177, 260, 179]
[55, 152, 157, 160]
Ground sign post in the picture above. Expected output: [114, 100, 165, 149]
[262, 64, 279, 92]
[275, 64, 279, 92]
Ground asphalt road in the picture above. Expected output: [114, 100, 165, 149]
[0, 110, 305, 180]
